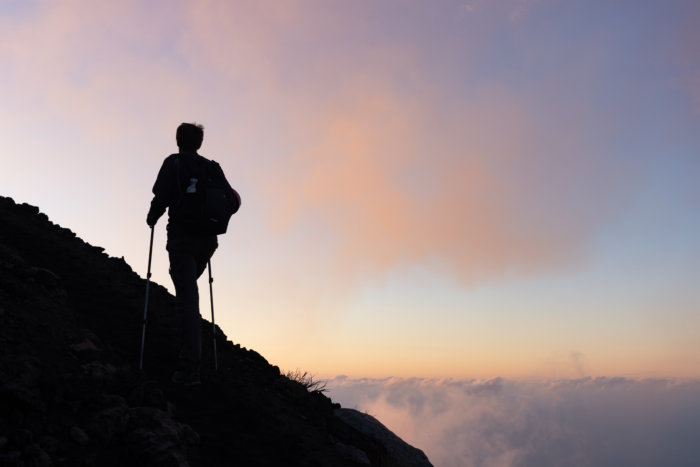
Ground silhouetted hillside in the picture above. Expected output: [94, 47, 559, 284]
[0, 196, 432, 467]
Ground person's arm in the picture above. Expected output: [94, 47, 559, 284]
[147, 156, 176, 226]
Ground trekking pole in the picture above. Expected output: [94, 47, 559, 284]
[207, 260, 218, 371]
[139, 226, 155, 371]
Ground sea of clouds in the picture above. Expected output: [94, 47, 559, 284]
[326, 376, 700, 467]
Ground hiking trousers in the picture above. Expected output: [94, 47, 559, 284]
[167, 232, 218, 363]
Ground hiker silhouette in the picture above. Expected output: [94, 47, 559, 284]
[146, 122, 240, 385]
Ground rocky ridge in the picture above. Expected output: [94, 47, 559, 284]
[0, 196, 432, 467]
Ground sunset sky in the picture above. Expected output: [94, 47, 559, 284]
[2, 0, 699, 382]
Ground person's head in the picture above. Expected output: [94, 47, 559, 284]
[176, 122, 204, 152]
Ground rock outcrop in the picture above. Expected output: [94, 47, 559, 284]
[0, 196, 432, 467]
[335, 409, 432, 467]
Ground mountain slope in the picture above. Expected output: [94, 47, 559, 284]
[0, 196, 432, 467]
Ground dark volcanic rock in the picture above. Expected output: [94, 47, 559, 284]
[0, 196, 433, 467]
[335, 409, 432, 467]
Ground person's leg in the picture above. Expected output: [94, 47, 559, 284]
[168, 247, 202, 365]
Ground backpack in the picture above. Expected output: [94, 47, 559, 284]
[174, 154, 240, 235]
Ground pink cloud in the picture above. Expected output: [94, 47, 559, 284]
[264, 73, 627, 284]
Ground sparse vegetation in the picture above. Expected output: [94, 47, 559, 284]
[284, 368, 328, 394]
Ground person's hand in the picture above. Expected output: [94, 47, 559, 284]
[147, 213, 157, 227]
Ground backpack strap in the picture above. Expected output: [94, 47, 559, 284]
[174, 154, 183, 206]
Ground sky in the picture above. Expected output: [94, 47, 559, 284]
[2, 0, 699, 380]
[2, 1, 700, 463]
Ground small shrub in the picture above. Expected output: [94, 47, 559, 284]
[284, 369, 328, 394]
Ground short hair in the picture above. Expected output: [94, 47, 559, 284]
[176, 122, 204, 151]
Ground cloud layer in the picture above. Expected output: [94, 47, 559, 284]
[327, 376, 700, 467]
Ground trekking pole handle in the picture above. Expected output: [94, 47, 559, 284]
[146, 226, 154, 279]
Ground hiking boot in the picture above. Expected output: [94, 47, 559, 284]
[171, 368, 201, 386]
